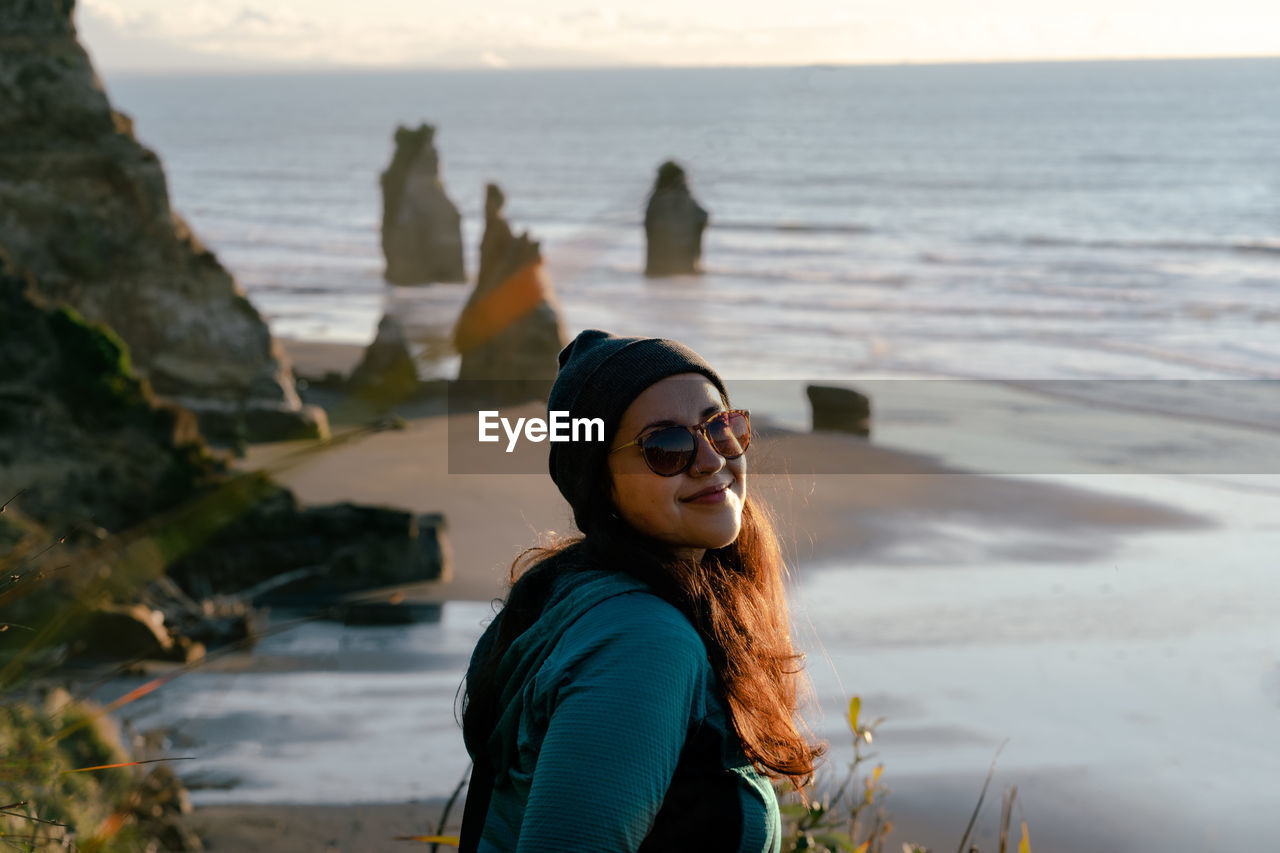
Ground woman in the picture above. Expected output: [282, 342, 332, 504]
[460, 329, 823, 852]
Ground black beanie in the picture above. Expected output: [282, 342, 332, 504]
[548, 329, 727, 530]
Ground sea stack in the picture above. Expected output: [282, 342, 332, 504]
[453, 184, 566, 400]
[347, 313, 420, 405]
[0, 0, 326, 442]
[380, 124, 466, 285]
[644, 160, 709, 277]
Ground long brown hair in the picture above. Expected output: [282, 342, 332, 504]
[461, 486, 826, 787]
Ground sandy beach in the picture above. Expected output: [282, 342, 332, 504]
[190, 802, 456, 853]
[247, 339, 1206, 604]
[152, 337, 1244, 852]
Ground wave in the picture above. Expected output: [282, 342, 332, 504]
[208, 232, 379, 258]
[191, 209, 378, 235]
[918, 251, 1003, 266]
[713, 219, 873, 236]
[993, 233, 1280, 257]
[587, 218, 874, 236]
[567, 266, 1183, 323]
[995, 378, 1280, 439]
[581, 261, 912, 289]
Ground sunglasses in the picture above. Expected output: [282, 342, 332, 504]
[610, 409, 751, 477]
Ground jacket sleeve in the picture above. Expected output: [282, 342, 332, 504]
[516, 592, 711, 853]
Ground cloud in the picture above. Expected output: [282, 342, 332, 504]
[230, 7, 272, 26]
[78, 0, 728, 70]
[557, 9, 603, 25]
[79, 1, 370, 70]
[75, 0, 1280, 74]
[76, 0, 302, 72]
[79, 0, 130, 28]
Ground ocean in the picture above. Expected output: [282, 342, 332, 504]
[104, 59, 1280, 382]
[95, 60, 1280, 850]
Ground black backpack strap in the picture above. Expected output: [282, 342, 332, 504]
[458, 756, 496, 853]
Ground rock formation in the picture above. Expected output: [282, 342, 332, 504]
[806, 384, 872, 437]
[165, 491, 452, 605]
[644, 160, 709, 277]
[0, 0, 326, 443]
[0, 257, 227, 651]
[0, 261, 221, 539]
[76, 602, 198, 663]
[453, 184, 566, 400]
[380, 124, 466, 284]
[347, 313, 420, 406]
[0, 261, 450, 659]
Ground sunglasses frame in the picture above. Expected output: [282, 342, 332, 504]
[609, 409, 751, 477]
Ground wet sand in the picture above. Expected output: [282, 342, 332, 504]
[189, 801, 455, 853]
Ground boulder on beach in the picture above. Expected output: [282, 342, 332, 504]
[453, 183, 566, 401]
[139, 575, 262, 651]
[72, 603, 198, 663]
[644, 160, 709, 277]
[380, 124, 466, 285]
[164, 487, 453, 605]
[347, 313, 420, 405]
[0, 0, 326, 444]
[806, 384, 872, 437]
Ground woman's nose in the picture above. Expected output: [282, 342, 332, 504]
[689, 431, 725, 475]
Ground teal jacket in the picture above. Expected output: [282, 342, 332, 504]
[466, 568, 781, 852]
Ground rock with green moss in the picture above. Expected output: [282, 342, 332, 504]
[0, 263, 225, 653]
[0, 263, 451, 661]
[0, 1, 325, 443]
[0, 264, 220, 536]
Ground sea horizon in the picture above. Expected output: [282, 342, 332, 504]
[97, 52, 1280, 79]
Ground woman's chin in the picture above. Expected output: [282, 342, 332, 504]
[689, 518, 743, 552]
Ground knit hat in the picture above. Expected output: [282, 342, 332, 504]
[548, 329, 727, 531]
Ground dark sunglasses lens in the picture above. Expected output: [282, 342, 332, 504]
[708, 411, 750, 458]
[642, 428, 697, 476]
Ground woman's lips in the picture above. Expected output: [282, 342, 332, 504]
[682, 482, 730, 504]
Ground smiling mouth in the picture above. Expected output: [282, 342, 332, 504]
[682, 482, 730, 502]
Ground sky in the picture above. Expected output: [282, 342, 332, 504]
[77, 0, 1280, 73]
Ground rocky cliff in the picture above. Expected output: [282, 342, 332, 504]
[0, 0, 325, 442]
[0, 259, 450, 659]
[0, 260, 219, 539]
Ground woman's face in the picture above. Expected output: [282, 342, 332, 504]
[607, 374, 746, 561]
